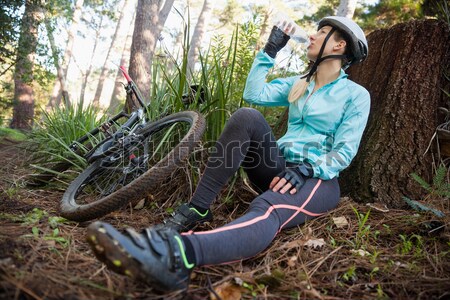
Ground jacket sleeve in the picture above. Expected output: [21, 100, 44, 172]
[308, 88, 371, 180]
[243, 50, 298, 107]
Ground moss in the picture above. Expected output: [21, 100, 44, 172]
[0, 127, 27, 142]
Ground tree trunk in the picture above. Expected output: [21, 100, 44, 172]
[47, 0, 84, 108]
[336, 0, 357, 18]
[80, 15, 103, 105]
[10, 0, 43, 130]
[92, 0, 132, 107]
[127, 0, 174, 110]
[187, 0, 213, 76]
[109, 16, 135, 114]
[44, 18, 70, 108]
[340, 20, 450, 208]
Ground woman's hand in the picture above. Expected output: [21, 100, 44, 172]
[270, 163, 314, 195]
[263, 26, 291, 58]
[270, 176, 298, 194]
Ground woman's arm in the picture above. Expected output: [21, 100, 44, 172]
[243, 50, 298, 107]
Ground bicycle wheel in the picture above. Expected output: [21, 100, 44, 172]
[60, 111, 206, 222]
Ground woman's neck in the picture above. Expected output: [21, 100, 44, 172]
[314, 60, 342, 90]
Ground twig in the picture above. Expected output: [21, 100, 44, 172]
[1, 273, 44, 300]
[307, 246, 343, 278]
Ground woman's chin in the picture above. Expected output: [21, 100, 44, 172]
[306, 54, 316, 62]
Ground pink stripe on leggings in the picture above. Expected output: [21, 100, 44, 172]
[278, 179, 323, 231]
[182, 179, 323, 237]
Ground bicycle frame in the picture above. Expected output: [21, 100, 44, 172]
[68, 67, 148, 162]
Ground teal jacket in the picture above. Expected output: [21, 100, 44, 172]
[243, 50, 370, 180]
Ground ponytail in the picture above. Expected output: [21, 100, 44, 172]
[288, 73, 315, 103]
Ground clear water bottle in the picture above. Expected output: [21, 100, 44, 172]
[272, 11, 309, 45]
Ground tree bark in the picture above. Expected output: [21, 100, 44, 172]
[340, 20, 450, 208]
[47, 0, 84, 108]
[127, 0, 175, 110]
[92, 0, 132, 107]
[10, 0, 43, 130]
[336, 0, 358, 18]
[187, 0, 213, 76]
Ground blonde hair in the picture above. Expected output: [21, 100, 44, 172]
[288, 73, 316, 103]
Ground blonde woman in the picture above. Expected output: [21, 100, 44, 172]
[86, 16, 370, 292]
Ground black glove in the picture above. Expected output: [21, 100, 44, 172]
[277, 163, 314, 191]
[264, 25, 290, 59]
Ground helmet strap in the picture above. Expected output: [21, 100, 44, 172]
[302, 27, 342, 82]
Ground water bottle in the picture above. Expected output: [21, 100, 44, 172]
[272, 11, 309, 45]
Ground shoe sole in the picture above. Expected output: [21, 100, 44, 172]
[86, 222, 157, 286]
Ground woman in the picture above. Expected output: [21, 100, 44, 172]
[86, 16, 370, 292]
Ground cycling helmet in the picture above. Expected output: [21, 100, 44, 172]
[302, 16, 368, 81]
[318, 16, 368, 65]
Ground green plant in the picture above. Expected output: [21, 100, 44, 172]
[28, 101, 106, 177]
[376, 284, 388, 299]
[410, 165, 450, 199]
[397, 234, 424, 257]
[0, 127, 27, 141]
[351, 206, 371, 249]
[369, 249, 381, 264]
[241, 281, 265, 297]
[369, 266, 379, 281]
[341, 265, 357, 282]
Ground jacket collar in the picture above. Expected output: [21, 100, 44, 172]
[306, 69, 348, 93]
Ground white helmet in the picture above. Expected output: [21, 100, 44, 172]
[318, 16, 369, 65]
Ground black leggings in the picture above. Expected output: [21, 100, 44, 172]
[183, 108, 340, 266]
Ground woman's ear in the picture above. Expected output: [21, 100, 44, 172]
[334, 40, 347, 52]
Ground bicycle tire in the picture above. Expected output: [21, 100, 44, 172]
[60, 111, 206, 222]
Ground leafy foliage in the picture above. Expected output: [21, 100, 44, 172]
[28, 102, 105, 172]
[0, 0, 23, 75]
[410, 165, 450, 198]
[357, 0, 425, 31]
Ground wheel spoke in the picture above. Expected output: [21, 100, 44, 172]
[60, 111, 206, 221]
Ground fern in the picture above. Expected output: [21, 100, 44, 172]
[433, 165, 447, 191]
[410, 165, 450, 198]
[410, 173, 431, 192]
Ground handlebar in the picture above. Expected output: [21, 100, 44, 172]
[119, 66, 147, 111]
[120, 66, 133, 83]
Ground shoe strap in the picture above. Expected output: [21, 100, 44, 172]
[124, 227, 148, 250]
[176, 203, 193, 218]
[157, 229, 183, 271]
[164, 204, 192, 228]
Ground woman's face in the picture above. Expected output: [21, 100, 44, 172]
[306, 25, 345, 62]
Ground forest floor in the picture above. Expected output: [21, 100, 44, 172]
[0, 139, 449, 300]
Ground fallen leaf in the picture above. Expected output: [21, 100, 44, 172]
[287, 255, 297, 267]
[350, 249, 370, 257]
[210, 282, 241, 300]
[133, 199, 146, 210]
[305, 238, 326, 249]
[282, 239, 304, 249]
[332, 216, 349, 228]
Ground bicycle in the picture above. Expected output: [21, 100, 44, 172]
[29, 66, 206, 222]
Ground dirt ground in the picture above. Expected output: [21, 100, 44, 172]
[0, 140, 449, 300]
